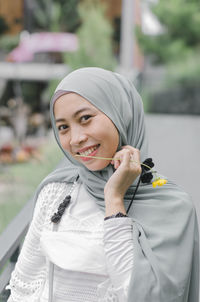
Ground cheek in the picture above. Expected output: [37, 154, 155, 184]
[98, 124, 119, 153]
[105, 122, 119, 146]
[108, 131, 119, 154]
[59, 134, 70, 151]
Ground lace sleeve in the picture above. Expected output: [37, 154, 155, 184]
[7, 183, 57, 302]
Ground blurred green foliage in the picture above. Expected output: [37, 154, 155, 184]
[166, 50, 200, 85]
[44, 0, 116, 102]
[64, 0, 116, 70]
[0, 35, 19, 52]
[0, 139, 63, 233]
[137, 0, 200, 113]
[32, 0, 80, 32]
[137, 0, 200, 64]
[54, 0, 81, 32]
[34, 1, 61, 32]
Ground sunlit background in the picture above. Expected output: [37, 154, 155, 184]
[0, 0, 199, 299]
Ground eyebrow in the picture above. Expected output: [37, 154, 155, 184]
[55, 107, 92, 123]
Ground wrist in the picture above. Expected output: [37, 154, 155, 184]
[105, 197, 126, 217]
[104, 212, 128, 220]
[105, 195, 123, 205]
[104, 189, 124, 202]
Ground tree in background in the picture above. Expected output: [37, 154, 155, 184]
[65, 0, 116, 70]
[44, 0, 116, 102]
[30, 0, 116, 70]
[136, 0, 200, 114]
[30, 0, 80, 33]
[137, 0, 200, 63]
[55, 0, 80, 32]
[137, 0, 200, 85]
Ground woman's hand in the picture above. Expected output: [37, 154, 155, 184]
[104, 146, 141, 215]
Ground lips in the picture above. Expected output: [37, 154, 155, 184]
[77, 144, 100, 161]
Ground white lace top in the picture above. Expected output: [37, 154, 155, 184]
[7, 180, 134, 302]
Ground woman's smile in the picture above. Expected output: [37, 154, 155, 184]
[54, 93, 119, 171]
[77, 144, 100, 161]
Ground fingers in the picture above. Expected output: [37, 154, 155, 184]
[105, 146, 142, 200]
[130, 151, 142, 175]
[111, 145, 141, 174]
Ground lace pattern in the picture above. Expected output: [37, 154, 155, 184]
[97, 280, 119, 302]
[7, 182, 69, 302]
[8, 182, 133, 302]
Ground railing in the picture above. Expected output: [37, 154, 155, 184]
[0, 62, 70, 81]
[0, 197, 35, 301]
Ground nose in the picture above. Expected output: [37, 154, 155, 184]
[69, 126, 88, 146]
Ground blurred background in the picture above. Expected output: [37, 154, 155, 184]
[0, 0, 199, 300]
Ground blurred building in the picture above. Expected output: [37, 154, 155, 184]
[0, 0, 24, 35]
[101, 0, 144, 71]
[0, 0, 144, 69]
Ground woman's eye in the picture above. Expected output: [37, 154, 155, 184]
[80, 115, 92, 122]
[58, 125, 68, 131]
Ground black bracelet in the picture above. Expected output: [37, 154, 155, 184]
[104, 212, 128, 221]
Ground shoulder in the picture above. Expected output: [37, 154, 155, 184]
[153, 181, 197, 230]
[135, 181, 197, 229]
[39, 181, 69, 197]
[35, 181, 70, 212]
[30, 181, 71, 227]
[164, 181, 195, 213]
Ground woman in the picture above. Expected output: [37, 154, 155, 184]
[8, 67, 199, 302]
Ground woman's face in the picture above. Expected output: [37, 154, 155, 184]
[54, 93, 119, 171]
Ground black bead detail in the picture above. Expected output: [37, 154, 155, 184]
[104, 212, 128, 221]
[57, 208, 65, 216]
[51, 195, 71, 223]
[142, 158, 154, 171]
[64, 195, 71, 201]
[140, 158, 154, 184]
[51, 212, 62, 223]
[141, 172, 153, 183]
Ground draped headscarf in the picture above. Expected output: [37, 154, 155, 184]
[34, 67, 199, 301]
[49, 67, 148, 207]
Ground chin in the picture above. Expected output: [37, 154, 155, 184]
[84, 161, 110, 171]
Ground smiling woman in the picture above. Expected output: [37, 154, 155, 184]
[54, 93, 119, 171]
[7, 67, 199, 302]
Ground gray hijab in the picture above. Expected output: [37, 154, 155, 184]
[36, 67, 199, 301]
[49, 67, 148, 207]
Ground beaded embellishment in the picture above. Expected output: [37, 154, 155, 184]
[51, 176, 79, 224]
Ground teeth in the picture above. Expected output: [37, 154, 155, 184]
[79, 145, 98, 157]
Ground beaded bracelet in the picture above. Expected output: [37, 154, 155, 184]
[104, 212, 128, 221]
